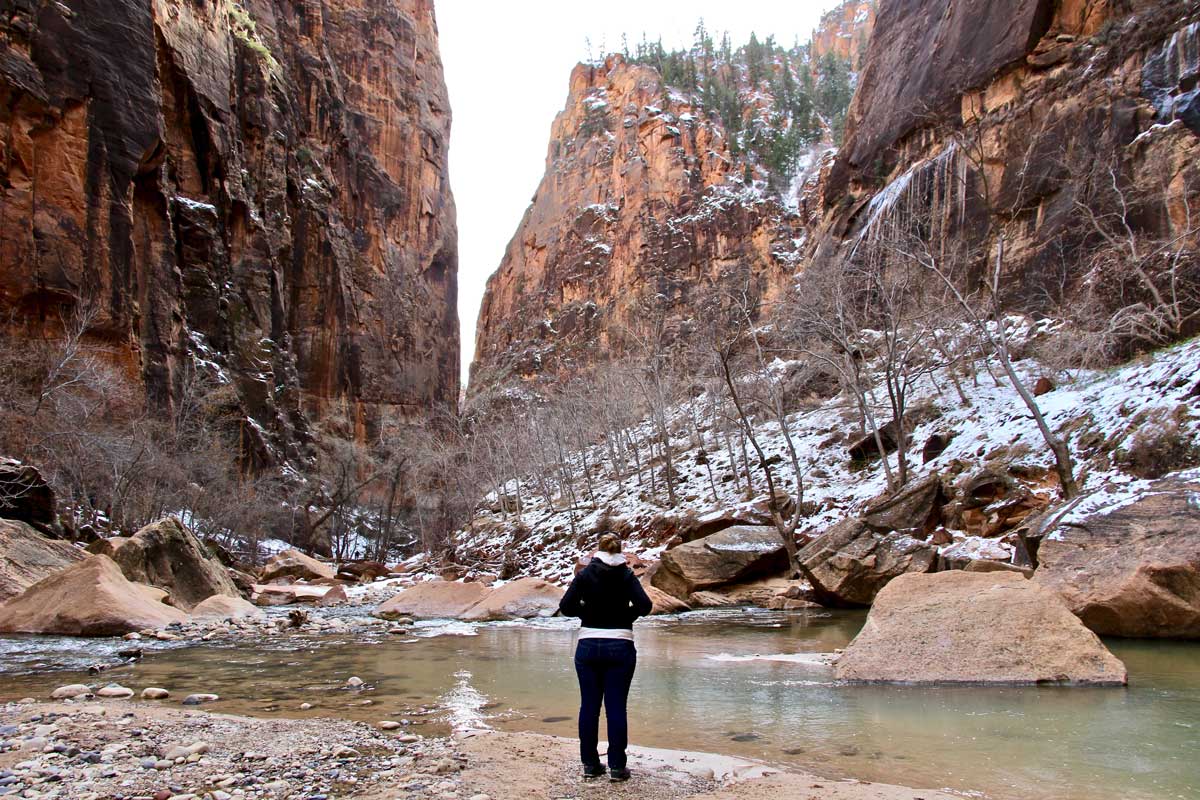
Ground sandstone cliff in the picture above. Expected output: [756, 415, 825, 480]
[817, 0, 1200, 315]
[0, 0, 459, 467]
[470, 15, 873, 396]
[470, 54, 802, 394]
[810, 0, 876, 70]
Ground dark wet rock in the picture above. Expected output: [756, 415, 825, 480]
[651, 526, 789, 601]
[798, 519, 937, 607]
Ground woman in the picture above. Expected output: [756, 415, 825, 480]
[558, 532, 653, 781]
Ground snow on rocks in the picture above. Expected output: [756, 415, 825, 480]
[453, 331, 1200, 598]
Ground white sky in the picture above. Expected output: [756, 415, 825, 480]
[437, 1, 842, 382]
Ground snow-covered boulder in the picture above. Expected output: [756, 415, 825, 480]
[1034, 476, 1200, 638]
[651, 526, 789, 601]
[835, 571, 1127, 685]
[798, 519, 936, 607]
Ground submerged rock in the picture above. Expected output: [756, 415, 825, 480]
[798, 519, 936, 607]
[0, 555, 189, 636]
[835, 571, 1127, 685]
[1035, 477, 1200, 638]
[652, 526, 789, 601]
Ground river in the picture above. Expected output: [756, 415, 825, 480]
[1, 608, 1196, 800]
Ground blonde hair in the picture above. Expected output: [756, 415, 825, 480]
[597, 532, 622, 554]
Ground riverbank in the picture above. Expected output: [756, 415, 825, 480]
[0, 699, 961, 800]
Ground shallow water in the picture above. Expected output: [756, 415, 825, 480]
[1, 608, 1197, 800]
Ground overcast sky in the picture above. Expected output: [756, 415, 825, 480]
[437, 1, 841, 382]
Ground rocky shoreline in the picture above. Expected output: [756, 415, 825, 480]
[0, 699, 962, 800]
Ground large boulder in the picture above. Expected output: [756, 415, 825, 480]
[260, 549, 337, 583]
[104, 518, 240, 611]
[460, 578, 564, 621]
[652, 526, 789, 601]
[861, 474, 945, 535]
[835, 571, 1127, 685]
[0, 555, 189, 636]
[798, 519, 937, 607]
[0, 519, 84, 601]
[643, 583, 691, 615]
[0, 459, 56, 531]
[1034, 479, 1200, 638]
[192, 594, 264, 620]
[374, 580, 491, 620]
[251, 583, 344, 606]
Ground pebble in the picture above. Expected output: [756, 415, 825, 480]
[298, 703, 313, 711]
[378, 721, 402, 730]
[142, 688, 170, 700]
[96, 685, 134, 699]
[345, 677, 364, 688]
[181, 694, 219, 705]
[50, 685, 91, 700]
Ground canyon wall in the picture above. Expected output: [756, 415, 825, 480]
[0, 0, 459, 466]
[818, 0, 1200, 309]
[469, 55, 804, 394]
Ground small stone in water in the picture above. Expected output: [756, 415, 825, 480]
[142, 688, 170, 700]
[345, 677, 364, 688]
[50, 685, 91, 700]
[299, 703, 313, 710]
[96, 685, 134, 699]
[181, 694, 219, 706]
[378, 721, 402, 730]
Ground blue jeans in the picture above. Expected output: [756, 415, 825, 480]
[574, 637, 637, 770]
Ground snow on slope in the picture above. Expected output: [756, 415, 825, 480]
[454, 328, 1200, 585]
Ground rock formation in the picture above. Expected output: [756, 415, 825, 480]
[458, 577, 564, 621]
[469, 53, 803, 393]
[0, 519, 83, 601]
[1035, 477, 1200, 639]
[651, 526, 789, 601]
[0, 0, 459, 469]
[818, 0, 1200, 314]
[375, 579, 489, 620]
[260, 549, 336, 583]
[835, 570, 1128, 685]
[0, 554, 189, 636]
[99, 517, 240, 611]
[191, 593, 264, 620]
[798, 518, 937, 607]
[809, 0, 876, 70]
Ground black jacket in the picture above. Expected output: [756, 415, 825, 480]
[559, 558, 654, 630]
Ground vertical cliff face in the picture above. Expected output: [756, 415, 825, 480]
[0, 0, 459, 465]
[470, 55, 804, 393]
[818, 0, 1200, 309]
